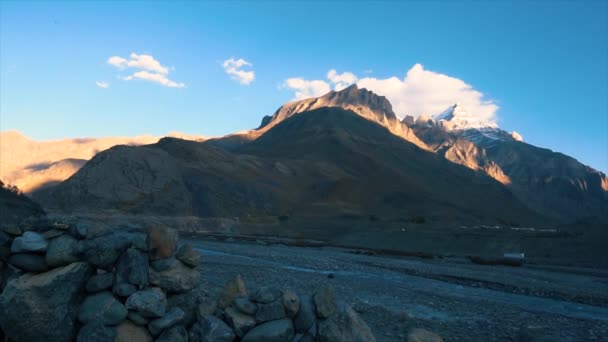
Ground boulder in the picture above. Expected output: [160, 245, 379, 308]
[10, 231, 48, 253]
[86, 272, 114, 292]
[219, 274, 247, 309]
[251, 286, 282, 304]
[282, 289, 300, 318]
[8, 253, 48, 272]
[1, 225, 22, 236]
[115, 283, 137, 297]
[235, 296, 258, 315]
[157, 325, 188, 342]
[115, 320, 153, 342]
[255, 298, 287, 323]
[293, 295, 316, 334]
[224, 306, 256, 337]
[128, 311, 149, 326]
[196, 297, 219, 319]
[168, 283, 218, 327]
[189, 315, 235, 342]
[148, 307, 185, 336]
[0, 231, 11, 246]
[147, 226, 178, 260]
[407, 328, 443, 342]
[175, 243, 201, 267]
[0, 262, 91, 342]
[78, 291, 128, 325]
[115, 247, 149, 289]
[150, 257, 179, 272]
[125, 288, 167, 318]
[43, 229, 65, 239]
[70, 222, 90, 239]
[78, 234, 131, 269]
[241, 318, 295, 342]
[46, 234, 79, 267]
[0, 245, 9, 262]
[122, 231, 148, 251]
[149, 259, 200, 293]
[317, 305, 375, 342]
[314, 284, 337, 318]
[77, 323, 117, 342]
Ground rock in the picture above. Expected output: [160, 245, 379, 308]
[189, 315, 235, 342]
[70, 222, 90, 239]
[293, 295, 316, 334]
[196, 296, 219, 319]
[150, 257, 179, 272]
[169, 283, 217, 327]
[115, 247, 149, 289]
[176, 243, 201, 267]
[255, 298, 287, 323]
[128, 311, 149, 326]
[78, 234, 131, 269]
[8, 253, 49, 272]
[0, 262, 91, 342]
[78, 291, 128, 325]
[125, 288, 167, 318]
[147, 226, 178, 260]
[115, 320, 153, 342]
[241, 318, 295, 342]
[10, 231, 48, 253]
[282, 289, 300, 318]
[314, 284, 337, 318]
[235, 296, 258, 315]
[0, 231, 12, 246]
[2, 225, 22, 236]
[43, 229, 65, 239]
[407, 328, 443, 342]
[148, 307, 185, 336]
[157, 325, 188, 342]
[77, 322, 117, 342]
[123, 231, 148, 251]
[86, 272, 114, 292]
[224, 306, 256, 337]
[219, 274, 247, 309]
[0, 245, 9, 261]
[317, 305, 375, 342]
[251, 286, 282, 304]
[149, 259, 200, 293]
[46, 234, 79, 267]
[115, 283, 137, 297]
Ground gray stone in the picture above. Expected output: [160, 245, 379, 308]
[78, 291, 128, 325]
[10, 231, 48, 253]
[0, 245, 9, 262]
[219, 274, 247, 309]
[157, 325, 188, 342]
[224, 306, 256, 337]
[115, 320, 153, 342]
[124, 231, 148, 251]
[77, 323, 117, 342]
[115, 283, 137, 297]
[46, 234, 79, 267]
[293, 295, 316, 334]
[86, 272, 114, 292]
[148, 307, 185, 336]
[283, 289, 300, 318]
[150, 257, 179, 272]
[149, 259, 200, 293]
[2, 225, 22, 236]
[147, 226, 178, 260]
[169, 283, 217, 327]
[0, 262, 91, 342]
[317, 305, 375, 342]
[256, 298, 287, 323]
[235, 296, 258, 315]
[176, 243, 201, 267]
[42, 229, 65, 239]
[196, 296, 219, 320]
[78, 233, 131, 269]
[128, 311, 149, 326]
[189, 315, 235, 342]
[8, 253, 48, 272]
[70, 222, 90, 239]
[407, 328, 443, 342]
[242, 318, 295, 342]
[314, 284, 337, 318]
[0, 231, 12, 246]
[251, 286, 282, 304]
[115, 247, 149, 288]
[125, 288, 167, 318]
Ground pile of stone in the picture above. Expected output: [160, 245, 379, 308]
[0, 221, 376, 342]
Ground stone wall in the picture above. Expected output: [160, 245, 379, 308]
[0, 220, 376, 342]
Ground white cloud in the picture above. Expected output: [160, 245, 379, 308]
[107, 53, 184, 88]
[123, 71, 185, 88]
[95, 81, 109, 88]
[222, 58, 255, 85]
[282, 64, 498, 124]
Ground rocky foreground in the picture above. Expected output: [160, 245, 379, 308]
[0, 221, 441, 341]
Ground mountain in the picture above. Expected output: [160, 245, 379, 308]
[0, 180, 45, 226]
[406, 105, 608, 222]
[0, 131, 206, 194]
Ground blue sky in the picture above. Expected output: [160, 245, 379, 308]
[1, 1, 606, 172]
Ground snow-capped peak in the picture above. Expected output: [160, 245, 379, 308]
[434, 104, 498, 131]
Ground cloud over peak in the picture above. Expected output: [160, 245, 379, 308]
[222, 58, 255, 85]
[107, 53, 184, 88]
